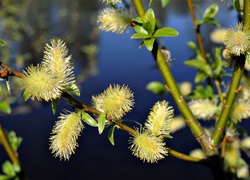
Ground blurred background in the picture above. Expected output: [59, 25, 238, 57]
[0, 0, 241, 179]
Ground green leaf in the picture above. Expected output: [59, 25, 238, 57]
[98, 113, 106, 134]
[12, 164, 21, 174]
[146, 81, 166, 96]
[2, 161, 15, 177]
[23, 91, 30, 102]
[133, 17, 143, 24]
[0, 39, 6, 46]
[143, 9, 155, 34]
[66, 83, 80, 96]
[187, 41, 199, 53]
[81, 112, 98, 127]
[153, 27, 179, 37]
[196, 18, 220, 27]
[0, 175, 10, 180]
[234, 0, 243, 13]
[246, 51, 250, 65]
[134, 25, 148, 35]
[67, 99, 74, 107]
[51, 99, 58, 115]
[108, 124, 116, 145]
[131, 33, 150, 39]
[203, 3, 219, 19]
[144, 38, 155, 51]
[149, 0, 154, 6]
[188, 85, 214, 99]
[161, 0, 170, 7]
[0, 102, 11, 114]
[8, 131, 22, 152]
[213, 47, 223, 77]
[195, 71, 208, 83]
[185, 59, 213, 76]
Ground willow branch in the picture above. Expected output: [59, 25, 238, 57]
[211, 0, 250, 148]
[211, 58, 245, 148]
[61, 92, 137, 135]
[0, 124, 20, 165]
[187, 0, 206, 61]
[0, 61, 24, 78]
[131, 0, 217, 156]
[167, 148, 202, 163]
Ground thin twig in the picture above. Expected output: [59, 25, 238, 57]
[0, 124, 20, 165]
[187, 0, 206, 61]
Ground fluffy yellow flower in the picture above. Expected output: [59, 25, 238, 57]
[145, 101, 173, 136]
[92, 84, 134, 120]
[210, 28, 227, 44]
[129, 128, 167, 163]
[188, 99, 218, 120]
[230, 99, 250, 123]
[20, 64, 64, 101]
[42, 39, 75, 86]
[20, 39, 76, 102]
[224, 23, 250, 56]
[97, 8, 132, 34]
[49, 110, 84, 161]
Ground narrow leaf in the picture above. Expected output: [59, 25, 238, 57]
[234, 0, 243, 13]
[98, 113, 106, 134]
[144, 38, 155, 51]
[203, 3, 219, 19]
[195, 71, 208, 83]
[67, 83, 80, 96]
[23, 91, 30, 102]
[214, 47, 223, 76]
[143, 8, 155, 34]
[81, 112, 98, 127]
[51, 98, 59, 115]
[153, 27, 179, 37]
[146, 81, 166, 96]
[2, 161, 15, 176]
[134, 25, 148, 35]
[0, 39, 6, 46]
[131, 33, 150, 39]
[185, 59, 213, 76]
[161, 0, 170, 7]
[108, 124, 116, 145]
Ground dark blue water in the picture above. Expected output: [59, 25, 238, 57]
[0, 1, 238, 179]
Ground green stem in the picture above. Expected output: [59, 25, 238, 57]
[167, 148, 202, 163]
[0, 124, 20, 165]
[244, 0, 250, 27]
[211, 0, 250, 148]
[187, 0, 206, 61]
[131, 0, 217, 156]
[211, 57, 245, 148]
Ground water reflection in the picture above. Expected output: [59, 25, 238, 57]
[0, 1, 237, 180]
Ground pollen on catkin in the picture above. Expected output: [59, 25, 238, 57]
[144, 101, 173, 136]
[42, 39, 75, 86]
[129, 128, 167, 163]
[188, 99, 218, 120]
[20, 64, 64, 101]
[92, 84, 134, 120]
[224, 23, 250, 56]
[230, 99, 250, 123]
[49, 110, 84, 161]
[97, 8, 132, 34]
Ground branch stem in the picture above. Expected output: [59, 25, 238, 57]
[0, 124, 20, 165]
[131, 0, 216, 156]
[187, 0, 206, 61]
